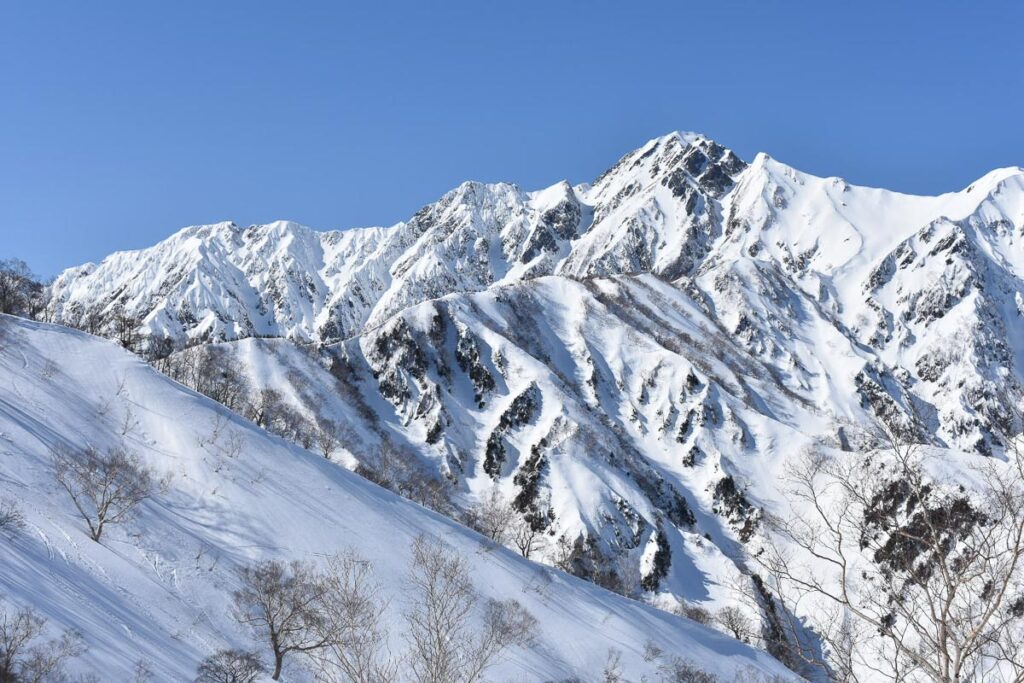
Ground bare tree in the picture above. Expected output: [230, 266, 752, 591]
[80, 307, 106, 336]
[231, 559, 331, 681]
[0, 259, 42, 317]
[314, 419, 343, 460]
[267, 404, 309, 445]
[195, 649, 264, 683]
[0, 500, 25, 536]
[357, 442, 453, 515]
[469, 598, 537, 682]
[551, 534, 578, 572]
[246, 388, 284, 429]
[715, 606, 753, 643]
[164, 346, 251, 412]
[601, 649, 624, 683]
[404, 535, 536, 683]
[52, 444, 157, 542]
[109, 304, 143, 351]
[509, 514, 544, 559]
[309, 551, 397, 683]
[0, 601, 86, 683]
[466, 489, 516, 544]
[756, 420, 1024, 682]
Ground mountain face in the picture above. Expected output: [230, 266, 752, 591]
[47, 132, 1024, 456]
[42, 132, 1024, 672]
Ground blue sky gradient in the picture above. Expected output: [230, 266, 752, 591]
[2, 1, 1022, 276]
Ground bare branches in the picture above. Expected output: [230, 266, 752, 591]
[466, 489, 516, 545]
[716, 606, 754, 643]
[757, 421, 1024, 682]
[404, 535, 536, 683]
[314, 419, 353, 461]
[0, 259, 44, 318]
[225, 540, 535, 683]
[311, 551, 397, 683]
[0, 600, 86, 683]
[231, 559, 331, 681]
[194, 649, 264, 683]
[509, 514, 545, 559]
[356, 441, 454, 515]
[51, 444, 157, 542]
[0, 500, 25, 536]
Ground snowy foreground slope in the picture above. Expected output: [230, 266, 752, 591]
[0, 316, 796, 681]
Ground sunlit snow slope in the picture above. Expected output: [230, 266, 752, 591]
[0, 315, 795, 681]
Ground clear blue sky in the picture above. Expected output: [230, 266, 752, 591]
[2, 2, 1022, 277]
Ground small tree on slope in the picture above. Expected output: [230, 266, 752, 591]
[0, 600, 85, 683]
[194, 649, 264, 683]
[231, 559, 331, 681]
[52, 444, 157, 542]
[404, 535, 536, 683]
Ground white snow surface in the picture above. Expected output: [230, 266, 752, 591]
[0, 315, 797, 680]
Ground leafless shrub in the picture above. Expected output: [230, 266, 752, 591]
[120, 404, 140, 437]
[643, 638, 664, 663]
[40, 359, 58, 380]
[194, 649, 264, 683]
[222, 430, 245, 460]
[0, 499, 25, 536]
[131, 658, 155, 682]
[0, 600, 86, 682]
[466, 489, 516, 545]
[601, 649, 624, 683]
[52, 444, 158, 542]
[199, 414, 229, 450]
[673, 602, 713, 627]
[404, 535, 536, 683]
[715, 606, 753, 643]
[657, 657, 720, 683]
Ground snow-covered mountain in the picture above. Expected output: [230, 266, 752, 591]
[39, 131, 1024, 676]
[0, 315, 796, 680]
[47, 132, 1024, 455]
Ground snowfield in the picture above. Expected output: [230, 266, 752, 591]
[0, 315, 797, 681]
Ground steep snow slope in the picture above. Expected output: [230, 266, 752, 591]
[0, 315, 797, 681]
